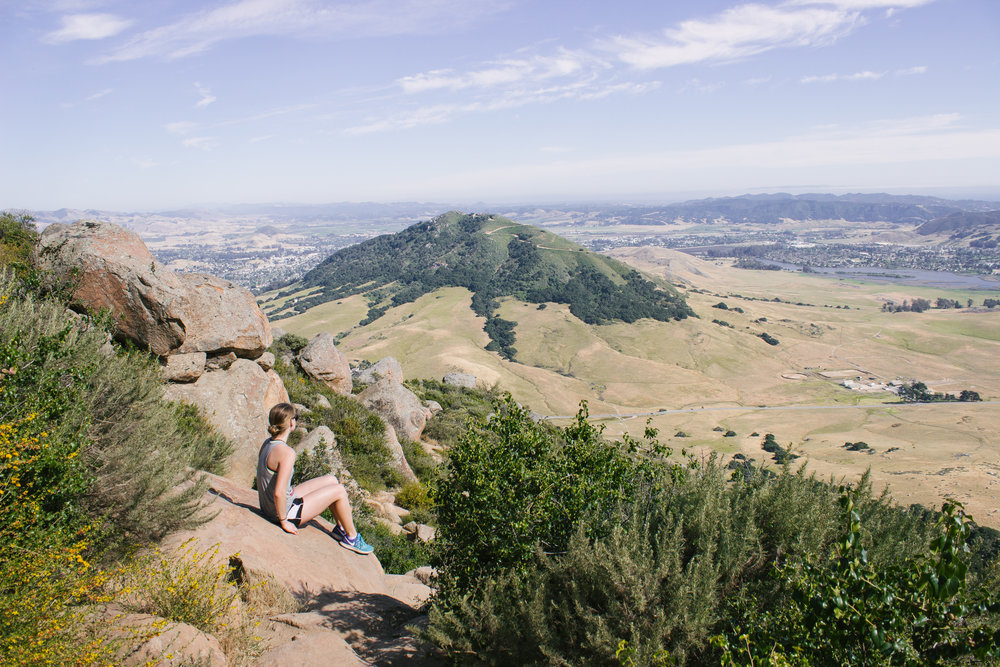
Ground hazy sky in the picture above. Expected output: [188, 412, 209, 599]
[2, 0, 999, 210]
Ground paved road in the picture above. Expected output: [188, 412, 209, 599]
[537, 400, 1000, 421]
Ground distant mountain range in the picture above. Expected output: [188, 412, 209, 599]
[273, 211, 693, 359]
[500, 193, 1000, 226]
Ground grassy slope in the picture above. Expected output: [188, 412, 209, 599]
[268, 246, 1000, 527]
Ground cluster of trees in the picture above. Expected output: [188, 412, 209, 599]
[882, 297, 999, 313]
[898, 381, 982, 403]
[424, 396, 1000, 663]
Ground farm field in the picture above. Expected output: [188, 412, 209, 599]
[270, 249, 1000, 527]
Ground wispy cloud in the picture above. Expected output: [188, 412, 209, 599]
[353, 0, 934, 134]
[347, 81, 657, 134]
[165, 121, 198, 136]
[182, 136, 219, 150]
[800, 64, 928, 83]
[801, 69, 884, 83]
[86, 88, 113, 101]
[132, 158, 159, 169]
[194, 82, 216, 108]
[608, 4, 863, 70]
[44, 12, 132, 43]
[92, 0, 509, 63]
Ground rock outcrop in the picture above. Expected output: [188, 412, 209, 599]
[37, 220, 271, 358]
[38, 220, 288, 485]
[163, 474, 432, 664]
[165, 360, 288, 487]
[357, 378, 427, 443]
[297, 333, 352, 395]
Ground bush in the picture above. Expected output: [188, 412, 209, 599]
[0, 271, 221, 556]
[714, 492, 1000, 665]
[425, 451, 965, 664]
[357, 519, 435, 575]
[395, 481, 433, 512]
[431, 396, 654, 593]
[0, 268, 228, 662]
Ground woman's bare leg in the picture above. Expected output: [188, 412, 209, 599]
[294, 476, 357, 536]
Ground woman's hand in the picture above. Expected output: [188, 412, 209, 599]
[279, 519, 298, 535]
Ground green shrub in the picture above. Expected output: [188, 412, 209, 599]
[357, 519, 434, 575]
[0, 272, 220, 556]
[395, 481, 433, 511]
[714, 492, 1000, 665]
[432, 395, 655, 594]
[399, 437, 440, 483]
[406, 378, 499, 451]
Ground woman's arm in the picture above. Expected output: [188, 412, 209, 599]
[270, 444, 298, 535]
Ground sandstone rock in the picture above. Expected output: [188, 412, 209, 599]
[297, 333, 352, 395]
[255, 351, 275, 372]
[255, 627, 365, 667]
[38, 221, 186, 356]
[164, 359, 289, 487]
[357, 378, 426, 443]
[442, 371, 476, 389]
[380, 423, 418, 484]
[292, 402, 310, 416]
[314, 393, 332, 409]
[110, 611, 227, 667]
[414, 524, 436, 543]
[424, 399, 443, 416]
[173, 272, 271, 358]
[162, 474, 430, 605]
[356, 356, 403, 385]
[278, 350, 294, 367]
[161, 352, 206, 383]
[205, 351, 237, 371]
[271, 326, 287, 340]
[375, 516, 406, 536]
[37, 220, 271, 358]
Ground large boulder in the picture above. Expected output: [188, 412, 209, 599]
[37, 220, 187, 355]
[297, 333, 352, 395]
[355, 357, 403, 385]
[164, 360, 289, 487]
[356, 378, 427, 443]
[173, 272, 271, 358]
[36, 220, 271, 357]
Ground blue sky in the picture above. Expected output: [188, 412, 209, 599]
[2, 0, 998, 210]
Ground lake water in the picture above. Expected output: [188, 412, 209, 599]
[767, 262, 1000, 291]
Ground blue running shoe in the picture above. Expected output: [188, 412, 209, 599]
[331, 523, 348, 543]
[340, 531, 374, 555]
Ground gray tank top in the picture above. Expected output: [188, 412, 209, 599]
[257, 438, 294, 521]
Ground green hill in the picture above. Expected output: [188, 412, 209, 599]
[267, 211, 693, 358]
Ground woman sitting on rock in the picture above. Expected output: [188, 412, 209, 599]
[257, 402, 374, 555]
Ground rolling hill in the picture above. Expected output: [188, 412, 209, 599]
[266, 211, 693, 358]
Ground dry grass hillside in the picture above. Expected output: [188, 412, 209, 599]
[269, 249, 1000, 528]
